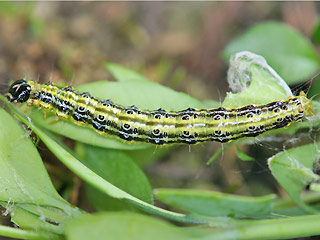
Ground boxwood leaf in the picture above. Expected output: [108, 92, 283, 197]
[268, 143, 320, 212]
[224, 22, 320, 84]
[65, 212, 208, 240]
[81, 145, 153, 211]
[223, 51, 292, 108]
[154, 188, 276, 218]
[105, 62, 148, 82]
[0, 107, 80, 230]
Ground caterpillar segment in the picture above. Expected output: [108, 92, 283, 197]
[6, 79, 314, 145]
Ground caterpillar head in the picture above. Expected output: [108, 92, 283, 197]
[6, 79, 32, 103]
[298, 91, 314, 117]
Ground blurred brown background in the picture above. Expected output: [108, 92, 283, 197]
[0, 2, 318, 99]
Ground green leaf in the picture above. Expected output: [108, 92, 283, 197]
[8, 205, 63, 235]
[66, 209, 320, 240]
[105, 62, 148, 82]
[154, 188, 276, 218]
[312, 19, 320, 45]
[27, 80, 205, 150]
[0, 107, 80, 235]
[202, 99, 220, 109]
[127, 145, 172, 167]
[224, 22, 320, 84]
[206, 214, 320, 240]
[0, 224, 59, 240]
[310, 183, 320, 192]
[76, 81, 205, 111]
[223, 51, 293, 108]
[81, 145, 153, 211]
[0, 108, 79, 218]
[1, 101, 209, 224]
[272, 192, 320, 217]
[65, 212, 206, 240]
[309, 76, 320, 98]
[236, 146, 254, 162]
[15, 203, 73, 225]
[215, 52, 320, 140]
[268, 143, 320, 212]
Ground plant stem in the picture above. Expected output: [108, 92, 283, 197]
[0, 225, 59, 240]
[207, 214, 320, 240]
[273, 191, 320, 209]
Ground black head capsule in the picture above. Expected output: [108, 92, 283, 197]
[7, 79, 32, 103]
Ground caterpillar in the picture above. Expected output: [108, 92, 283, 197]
[6, 79, 314, 145]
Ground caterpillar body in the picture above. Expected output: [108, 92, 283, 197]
[6, 79, 314, 145]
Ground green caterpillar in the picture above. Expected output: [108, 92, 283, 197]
[6, 79, 314, 145]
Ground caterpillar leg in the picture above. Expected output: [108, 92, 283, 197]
[24, 106, 31, 113]
[49, 117, 60, 125]
[32, 135, 40, 146]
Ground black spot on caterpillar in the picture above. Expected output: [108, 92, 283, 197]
[6, 79, 314, 145]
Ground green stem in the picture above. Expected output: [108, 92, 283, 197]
[0, 225, 58, 240]
[208, 214, 320, 240]
[36, 128, 198, 223]
[273, 191, 320, 209]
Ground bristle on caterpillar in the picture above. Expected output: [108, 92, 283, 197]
[6, 79, 314, 145]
